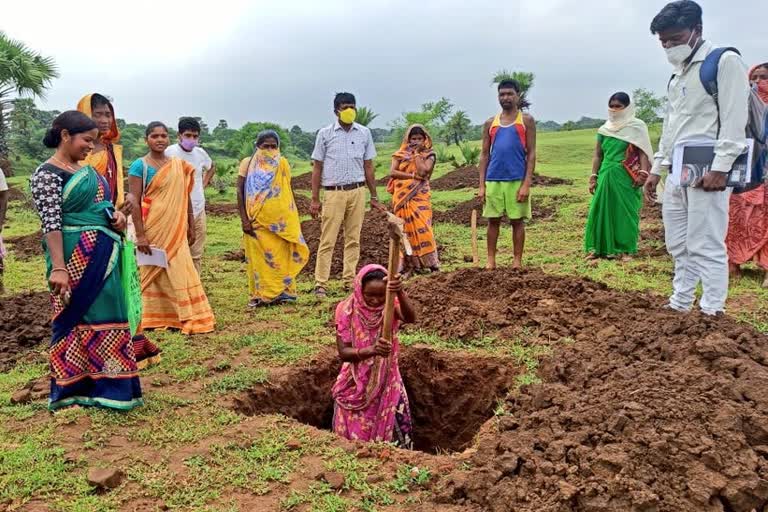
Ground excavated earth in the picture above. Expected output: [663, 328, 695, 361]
[429, 166, 573, 191]
[400, 268, 768, 512]
[0, 291, 50, 371]
[5, 231, 44, 260]
[206, 194, 311, 217]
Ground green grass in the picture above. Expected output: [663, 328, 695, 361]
[2, 128, 767, 510]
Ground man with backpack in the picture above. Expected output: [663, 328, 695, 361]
[643, 0, 750, 315]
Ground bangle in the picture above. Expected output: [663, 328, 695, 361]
[370, 196, 379, 202]
[637, 170, 649, 176]
[51, 267, 68, 274]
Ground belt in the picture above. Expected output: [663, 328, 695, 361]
[323, 182, 365, 191]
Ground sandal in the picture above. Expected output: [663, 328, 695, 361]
[247, 298, 263, 308]
[314, 286, 327, 299]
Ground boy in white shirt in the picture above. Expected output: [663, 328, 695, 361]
[165, 117, 215, 274]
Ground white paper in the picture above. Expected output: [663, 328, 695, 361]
[136, 246, 168, 268]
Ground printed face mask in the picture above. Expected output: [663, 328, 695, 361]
[180, 137, 197, 151]
[665, 31, 698, 67]
[338, 108, 357, 124]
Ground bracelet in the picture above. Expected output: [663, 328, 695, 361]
[370, 197, 379, 202]
[590, 174, 598, 179]
[637, 170, 650, 176]
[51, 267, 69, 274]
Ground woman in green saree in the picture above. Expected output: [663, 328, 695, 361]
[584, 92, 653, 260]
[30, 111, 143, 411]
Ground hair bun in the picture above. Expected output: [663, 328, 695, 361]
[42, 127, 61, 148]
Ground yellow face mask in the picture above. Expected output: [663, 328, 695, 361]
[338, 108, 357, 125]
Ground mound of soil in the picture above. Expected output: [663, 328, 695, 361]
[432, 196, 562, 227]
[430, 166, 573, 191]
[291, 173, 313, 190]
[0, 292, 50, 371]
[5, 231, 43, 260]
[404, 268, 768, 511]
[7, 187, 28, 203]
[300, 210, 392, 277]
[206, 194, 312, 217]
[233, 345, 520, 453]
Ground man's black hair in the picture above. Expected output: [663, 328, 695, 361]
[609, 92, 631, 107]
[178, 117, 201, 134]
[333, 92, 356, 111]
[650, 0, 703, 34]
[497, 79, 520, 93]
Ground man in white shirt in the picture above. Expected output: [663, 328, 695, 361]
[0, 166, 8, 275]
[644, 0, 750, 315]
[165, 117, 215, 274]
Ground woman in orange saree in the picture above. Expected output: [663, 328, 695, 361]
[388, 125, 439, 277]
[128, 122, 215, 335]
[77, 94, 125, 208]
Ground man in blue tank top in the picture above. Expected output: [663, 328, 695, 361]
[478, 79, 537, 269]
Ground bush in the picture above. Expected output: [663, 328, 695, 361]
[458, 143, 480, 167]
[434, 144, 450, 164]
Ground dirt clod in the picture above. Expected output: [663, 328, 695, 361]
[321, 471, 346, 490]
[10, 389, 32, 405]
[87, 468, 124, 489]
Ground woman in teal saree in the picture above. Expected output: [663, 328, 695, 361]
[30, 111, 143, 411]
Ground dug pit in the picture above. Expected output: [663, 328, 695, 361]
[233, 345, 519, 454]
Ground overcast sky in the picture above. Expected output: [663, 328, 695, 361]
[3, 0, 765, 131]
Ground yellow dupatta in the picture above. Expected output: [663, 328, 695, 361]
[138, 157, 215, 334]
[242, 149, 309, 302]
[77, 94, 125, 207]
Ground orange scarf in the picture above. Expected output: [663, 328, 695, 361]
[77, 94, 124, 206]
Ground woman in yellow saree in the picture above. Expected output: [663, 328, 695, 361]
[77, 94, 125, 208]
[388, 124, 439, 277]
[236, 130, 308, 307]
[128, 122, 215, 334]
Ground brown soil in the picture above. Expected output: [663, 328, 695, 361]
[0, 291, 50, 371]
[402, 268, 768, 512]
[430, 166, 573, 191]
[300, 209, 392, 277]
[7, 187, 27, 203]
[233, 344, 520, 454]
[291, 172, 313, 190]
[5, 231, 43, 260]
[638, 202, 666, 257]
[206, 194, 312, 217]
[432, 196, 563, 227]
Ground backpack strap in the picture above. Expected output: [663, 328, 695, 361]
[699, 46, 741, 137]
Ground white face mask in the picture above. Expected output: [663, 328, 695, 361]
[665, 31, 699, 68]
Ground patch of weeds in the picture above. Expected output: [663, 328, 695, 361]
[130, 406, 240, 448]
[389, 464, 431, 493]
[281, 483, 351, 511]
[126, 460, 221, 509]
[206, 366, 268, 394]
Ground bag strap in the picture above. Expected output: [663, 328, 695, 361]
[141, 157, 149, 192]
[699, 46, 741, 137]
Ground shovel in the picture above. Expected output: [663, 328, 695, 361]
[382, 212, 412, 344]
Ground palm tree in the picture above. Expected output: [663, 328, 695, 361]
[0, 31, 59, 172]
[491, 70, 534, 109]
[355, 106, 378, 127]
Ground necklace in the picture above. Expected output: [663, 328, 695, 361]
[50, 156, 79, 172]
[147, 155, 168, 169]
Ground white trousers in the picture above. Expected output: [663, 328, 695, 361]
[662, 179, 731, 314]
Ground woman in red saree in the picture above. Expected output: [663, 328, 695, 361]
[388, 125, 439, 277]
[726, 62, 768, 287]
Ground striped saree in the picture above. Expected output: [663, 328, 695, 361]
[139, 159, 215, 334]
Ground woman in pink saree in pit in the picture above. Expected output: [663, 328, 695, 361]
[331, 264, 416, 448]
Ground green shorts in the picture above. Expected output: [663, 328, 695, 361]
[482, 181, 531, 220]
